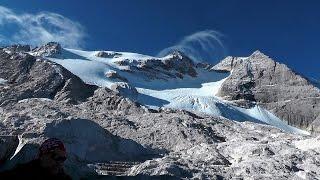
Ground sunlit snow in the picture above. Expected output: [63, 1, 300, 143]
[48, 48, 310, 135]
[294, 137, 320, 151]
[0, 78, 7, 84]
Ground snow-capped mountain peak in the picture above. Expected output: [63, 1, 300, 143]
[26, 42, 318, 135]
[1, 42, 320, 179]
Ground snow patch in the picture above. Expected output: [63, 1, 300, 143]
[18, 98, 53, 103]
[295, 171, 307, 179]
[233, 106, 309, 135]
[0, 78, 7, 84]
[294, 136, 320, 151]
[10, 136, 28, 160]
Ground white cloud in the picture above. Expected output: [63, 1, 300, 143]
[0, 6, 86, 48]
[158, 30, 227, 63]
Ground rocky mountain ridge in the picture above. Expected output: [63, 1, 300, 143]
[0, 43, 319, 179]
[213, 51, 320, 133]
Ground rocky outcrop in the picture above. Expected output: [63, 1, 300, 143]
[96, 51, 122, 58]
[114, 51, 197, 81]
[1, 44, 320, 179]
[3, 45, 31, 54]
[1, 93, 320, 179]
[0, 48, 97, 105]
[31, 42, 62, 57]
[110, 82, 138, 101]
[215, 51, 320, 132]
[81, 87, 144, 115]
[105, 70, 128, 82]
[162, 51, 197, 77]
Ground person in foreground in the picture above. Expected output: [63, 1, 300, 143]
[0, 138, 71, 179]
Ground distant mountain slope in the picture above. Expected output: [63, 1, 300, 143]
[214, 51, 320, 133]
[25, 42, 317, 134]
[0, 45, 97, 106]
[1, 43, 320, 179]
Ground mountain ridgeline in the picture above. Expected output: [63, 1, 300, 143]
[0, 42, 320, 179]
[213, 51, 320, 133]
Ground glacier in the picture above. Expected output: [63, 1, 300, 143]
[46, 48, 309, 135]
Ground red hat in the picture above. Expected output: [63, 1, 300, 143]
[39, 138, 66, 156]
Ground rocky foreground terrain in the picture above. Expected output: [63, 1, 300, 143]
[0, 44, 320, 179]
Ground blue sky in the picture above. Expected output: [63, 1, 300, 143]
[0, 0, 319, 79]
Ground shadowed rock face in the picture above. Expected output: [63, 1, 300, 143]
[0, 48, 97, 105]
[0, 136, 19, 164]
[214, 51, 320, 132]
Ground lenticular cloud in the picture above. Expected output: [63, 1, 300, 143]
[158, 30, 227, 63]
[0, 6, 86, 48]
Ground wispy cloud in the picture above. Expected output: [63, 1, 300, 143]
[158, 30, 227, 63]
[0, 6, 86, 48]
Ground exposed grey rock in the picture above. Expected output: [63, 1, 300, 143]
[3, 45, 31, 54]
[1, 44, 320, 179]
[0, 115, 152, 178]
[113, 51, 197, 81]
[1, 84, 320, 179]
[53, 77, 97, 104]
[110, 82, 138, 101]
[105, 70, 128, 82]
[31, 42, 62, 57]
[162, 51, 197, 77]
[0, 48, 97, 105]
[127, 120, 320, 179]
[96, 51, 122, 58]
[82, 87, 144, 116]
[215, 51, 320, 132]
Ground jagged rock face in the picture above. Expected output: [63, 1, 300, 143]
[0, 106, 150, 178]
[83, 87, 143, 115]
[215, 51, 320, 132]
[31, 42, 62, 57]
[110, 82, 138, 101]
[114, 51, 197, 80]
[1, 94, 320, 179]
[95, 51, 122, 58]
[3, 45, 31, 54]
[1, 44, 320, 179]
[0, 48, 97, 105]
[105, 70, 128, 82]
[129, 130, 320, 179]
[162, 51, 197, 77]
